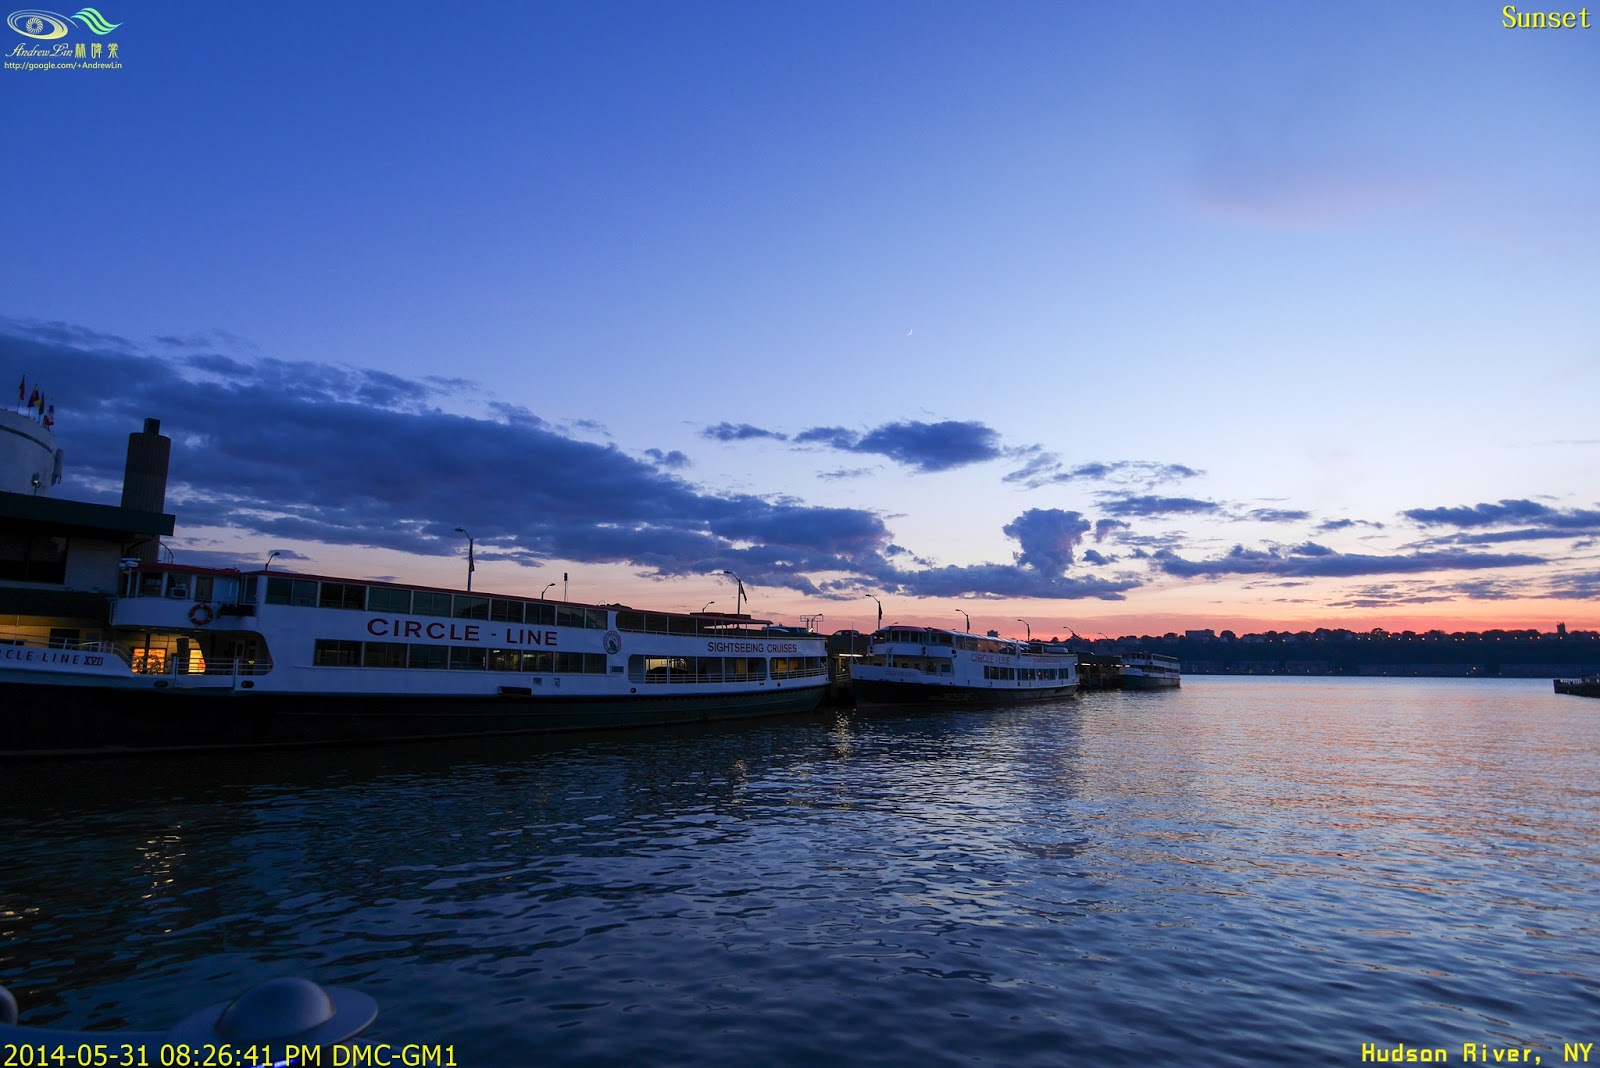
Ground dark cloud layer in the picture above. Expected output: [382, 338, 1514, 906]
[7, 320, 1142, 603]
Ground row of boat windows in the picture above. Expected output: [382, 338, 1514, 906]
[313, 640, 608, 673]
[982, 666, 1075, 681]
[876, 629, 1019, 654]
[626, 655, 827, 684]
[269, 579, 609, 629]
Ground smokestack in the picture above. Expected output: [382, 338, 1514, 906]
[122, 417, 171, 564]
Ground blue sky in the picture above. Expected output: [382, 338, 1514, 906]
[5, 2, 1598, 637]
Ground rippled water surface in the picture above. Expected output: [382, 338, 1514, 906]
[5, 678, 1599, 1065]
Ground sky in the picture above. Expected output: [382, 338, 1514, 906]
[4, 1, 1598, 639]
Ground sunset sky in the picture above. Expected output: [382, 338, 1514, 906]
[5, 2, 1598, 638]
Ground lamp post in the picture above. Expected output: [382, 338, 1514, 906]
[867, 594, 882, 632]
[263, 550, 280, 571]
[454, 527, 475, 592]
[701, 601, 715, 614]
[957, 609, 969, 632]
[1017, 618, 1031, 641]
[540, 582, 555, 601]
[719, 570, 746, 615]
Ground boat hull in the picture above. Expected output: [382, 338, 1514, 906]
[1120, 674, 1181, 690]
[852, 677, 1077, 707]
[0, 681, 828, 757]
[1554, 678, 1600, 698]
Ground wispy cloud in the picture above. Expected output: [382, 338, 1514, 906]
[703, 422, 789, 442]
[1003, 453, 1201, 490]
[1157, 543, 1545, 580]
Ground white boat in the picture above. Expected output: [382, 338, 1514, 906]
[1120, 653, 1181, 689]
[850, 626, 1079, 706]
[0, 414, 828, 756]
[0, 568, 828, 756]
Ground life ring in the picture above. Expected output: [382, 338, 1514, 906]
[188, 603, 215, 626]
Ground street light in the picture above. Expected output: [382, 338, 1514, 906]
[956, 609, 969, 632]
[701, 601, 716, 613]
[866, 594, 882, 632]
[263, 550, 280, 571]
[540, 582, 555, 601]
[719, 570, 747, 615]
[1017, 618, 1031, 640]
[454, 527, 475, 592]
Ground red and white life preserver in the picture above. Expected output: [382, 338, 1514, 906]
[188, 602, 215, 626]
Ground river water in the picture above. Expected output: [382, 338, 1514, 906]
[4, 677, 1598, 1066]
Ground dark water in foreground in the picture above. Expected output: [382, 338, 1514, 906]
[4, 677, 1599, 1066]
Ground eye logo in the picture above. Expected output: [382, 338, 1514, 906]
[7, 6, 121, 39]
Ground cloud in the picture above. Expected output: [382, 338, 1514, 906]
[1244, 508, 1312, 523]
[1157, 543, 1546, 580]
[1002, 508, 1092, 574]
[1099, 495, 1222, 518]
[816, 466, 876, 481]
[1002, 453, 1201, 490]
[703, 422, 789, 442]
[1403, 499, 1600, 547]
[1317, 517, 1385, 532]
[644, 448, 690, 469]
[796, 419, 1003, 473]
[1094, 518, 1130, 542]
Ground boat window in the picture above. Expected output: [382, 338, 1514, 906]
[192, 575, 215, 602]
[519, 651, 554, 673]
[555, 605, 589, 629]
[363, 642, 406, 668]
[265, 577, 317, 607]
[453, 595, 489, 620]
[368, 586, 411, 613]
[313, 639, 362, 666]
[490, 599, 523, 623]
[407, 644, 449, 669]
[413, 591, 452, 617]
[450, 646, 487, 670]
[319, 582, 367, 611]
[525, 602, 557, 627]
[488, 649, 520, 672]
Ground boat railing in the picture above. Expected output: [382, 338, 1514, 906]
[0, 631, 136, 665]
[130, 656, 275, 678]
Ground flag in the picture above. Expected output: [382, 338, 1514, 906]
[43, 404, 54, 429]
[467, 540, 475, 574]
[28, 387, 39, 410]
[737, 578, 748, 603]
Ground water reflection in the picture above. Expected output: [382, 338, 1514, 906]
[3, 680, 1597, 1066]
